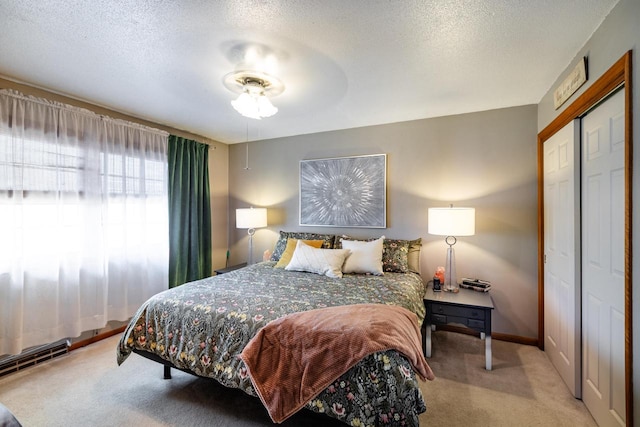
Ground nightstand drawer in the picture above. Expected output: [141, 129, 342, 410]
[432, 313, 448, 324]
[430, 303, 485, 320]
[467, 318, 485, 329]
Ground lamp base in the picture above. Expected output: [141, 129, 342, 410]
[444, 245, 459, 292]
[247, 228, 255, 265]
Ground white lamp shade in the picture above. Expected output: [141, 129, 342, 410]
[236, 208, 267, 229]
[428, 207, 475, 236]
[231, 93, 278, 120]
[256, 94, 278, 117]
[231, 93, 260, 119]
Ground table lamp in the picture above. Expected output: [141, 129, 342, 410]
[428, 205, 475, 292]
[236, 207, 267, 264]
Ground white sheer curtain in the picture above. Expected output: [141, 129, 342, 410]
[0, 90, 169, 356]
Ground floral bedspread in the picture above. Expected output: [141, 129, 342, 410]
[117, 262, 428, 427]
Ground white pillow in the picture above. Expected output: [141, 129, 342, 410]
[285, 240, 351, 278]
[341, 236, 385, 275]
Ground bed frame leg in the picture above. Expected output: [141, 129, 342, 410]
[163, 365, 172, 379]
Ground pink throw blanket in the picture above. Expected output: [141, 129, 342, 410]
[240, 304, 435, 423]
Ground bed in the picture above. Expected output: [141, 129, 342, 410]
[117, 233, 432, 426]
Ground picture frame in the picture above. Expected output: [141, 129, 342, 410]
[299, 154, 387, 228]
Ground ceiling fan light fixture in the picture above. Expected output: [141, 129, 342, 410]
[231, 82, 278, 120]
[223, 71, 284, 120]
[231, 92, 262, 120]
[256, 93, 278, 117]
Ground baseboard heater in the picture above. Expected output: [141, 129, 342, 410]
[0, 340, 69, 378]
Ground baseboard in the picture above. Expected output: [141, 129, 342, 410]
[68, 325, 126, 351]
[435, 325, 538, 347]
[492, 331, 538, 346]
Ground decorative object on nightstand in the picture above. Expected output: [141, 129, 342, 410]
[432, 276, 442, 292]
[432, 267, 445, 292]
[428, 205, 475, 292]
[236, 207, 267, 264]
[460, 278, 492, 292]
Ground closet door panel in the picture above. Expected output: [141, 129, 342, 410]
[581, 88, 625, 427]
[543, 120, 581, 397]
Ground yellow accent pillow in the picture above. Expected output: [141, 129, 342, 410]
[275, 238, 324, 268]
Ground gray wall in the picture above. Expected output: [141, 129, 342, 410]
[536, 0, 639, 420]
[229, 105, 538, 340]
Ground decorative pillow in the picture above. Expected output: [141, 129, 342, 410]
[285, 240, 351, 278]
[407, 238, 422, 274]
[270, 231, 336, 261]
[382, 238, 411, 273]
[274, 238, 324, 268]
[339, 235, 419, 273]
[341, 236, 385, 275]
[333, 235, 360, 249]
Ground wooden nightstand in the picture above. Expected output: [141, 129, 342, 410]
[214, 263, 247, 275]
[423, 285, 494, 370]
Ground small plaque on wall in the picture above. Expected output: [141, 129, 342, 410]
[554, 57, 588, 109]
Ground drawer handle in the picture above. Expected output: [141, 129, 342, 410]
[471, 311, 479, 317]
[437, 307, 444, 313]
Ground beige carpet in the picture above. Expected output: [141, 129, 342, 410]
[0, 331, 596, 427]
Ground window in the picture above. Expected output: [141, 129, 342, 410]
[0, 90, 169, 356]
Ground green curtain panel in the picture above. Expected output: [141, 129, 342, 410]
[168, 136, 212, 287]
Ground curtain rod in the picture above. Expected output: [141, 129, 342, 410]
[0, 89, 169, 137]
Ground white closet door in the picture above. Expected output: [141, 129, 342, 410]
[543, 120, 581, 397]
[581, 88, 626, 426]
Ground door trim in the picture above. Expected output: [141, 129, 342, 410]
[537, 50, 632, 425]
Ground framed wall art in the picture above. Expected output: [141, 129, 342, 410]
[299, 154, 386, 228]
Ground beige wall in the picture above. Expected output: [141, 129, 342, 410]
[228, 105, 539, 340]
[208, 143, 230, 270]
[536, 0, 639, 419]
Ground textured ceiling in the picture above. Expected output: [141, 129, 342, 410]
[0, 1, 618, 144]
